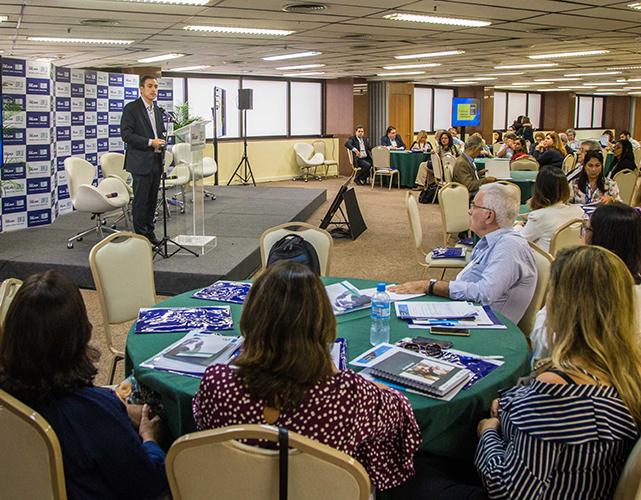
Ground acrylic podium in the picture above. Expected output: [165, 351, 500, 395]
[170, 120, 217, 255]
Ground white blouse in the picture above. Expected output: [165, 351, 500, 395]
[513, 202, 585, 253]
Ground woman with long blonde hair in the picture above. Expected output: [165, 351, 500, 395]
[533, 131, 566, 168]
[410, 129, 432, 152]
[476, 246, 641, 500]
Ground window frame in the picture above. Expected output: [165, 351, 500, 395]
[413, 84, 457, 134]
[574, 94, 604, 129]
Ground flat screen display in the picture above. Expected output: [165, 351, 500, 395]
[452, 97, 480, 126]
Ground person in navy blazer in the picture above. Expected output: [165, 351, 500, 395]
[380, 126, 406, 150]
[344, 126, 373, 185]
[120, 75, 166, 245]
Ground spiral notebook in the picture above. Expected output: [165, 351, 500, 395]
[368, 350, 470, 397]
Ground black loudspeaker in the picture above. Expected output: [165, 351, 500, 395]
[238, 89, 253, 110]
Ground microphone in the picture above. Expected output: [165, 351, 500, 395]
[105, 192, 119, 198]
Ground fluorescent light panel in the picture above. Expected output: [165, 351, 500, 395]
[382, 63, 441, 70]
[514, 82, 551, 85]
[565, 71, 620, 76]
[628, 2, 641, 9]
[283, 72, 324, 77]
[27, 37, 133, 44]
[608, 65, 641, 70]
[377, 71, 425, 76]
[137, 53, 184, 63]
[476, 72, 523, 76]
[167, 65, 211, 71]
[395, 50, 464, 60]
[493, 63, 557, 69]
[262, 51, 320, 61]
[529, 50, 609, 59]
[383, 13, 490, 27]
[618, 78, 641, 82]
[118, 0, 209, 4]
[184, 25, 294, 35]
[583, 82, 621, 86]
[275, 63, 324, 70]
[533, 77, 580, 81]
[440, 81, 477, 85]
[452, 77, 494, 81]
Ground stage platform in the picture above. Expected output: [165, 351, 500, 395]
[0, 185, 326, 296]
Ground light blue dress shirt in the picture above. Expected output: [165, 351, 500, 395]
[449, 228, 537, 324]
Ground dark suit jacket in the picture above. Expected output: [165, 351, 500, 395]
[380, 134, 406, 149]
[120, 98, 166, 175]
[452, 153, 491, 195]
[345, 135, 372, 160]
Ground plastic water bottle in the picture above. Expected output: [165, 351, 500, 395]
[370, 283, 391, 346]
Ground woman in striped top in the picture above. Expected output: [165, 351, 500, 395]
[475, 246, 641, 500]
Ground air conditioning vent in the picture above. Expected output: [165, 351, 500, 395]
[282, 3, 327, 13]
[80, 19, 120, 26]
[342, 34, 371, 40]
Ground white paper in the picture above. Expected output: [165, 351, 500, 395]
[395, 301, 477, 319]
[483, 159, 511, 179]
[409, 306, 507, 329]
[359, 285, 425, 302]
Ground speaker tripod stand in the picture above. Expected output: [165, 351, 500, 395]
[154, 149, 198, 259]
[227, 108, 256, 186]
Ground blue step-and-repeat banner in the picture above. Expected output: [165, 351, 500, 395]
[1, 58, 174, 233]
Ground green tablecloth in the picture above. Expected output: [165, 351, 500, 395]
[125, 277, 530, 459]
[473, 159, 536, 204]
[389, 151, 429, 187]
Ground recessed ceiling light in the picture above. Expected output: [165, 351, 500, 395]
[564, 71, 620, 77]
[618, 78, 641, 82]
[27, 37, 133, 44]
[529, 50, 609, 59]
[382, 63, 441, 70]
[628, 91, 641, 94]
[377, 71, 426, 76]
[0, 16, 8, 21]
[476, 72, 523, 76]
[167, 65, 211, 71]
[137, 53, 184, 63]
[262, 51, 321, 61]
[383, 13, 491, 27]
[452, 77, 495, 81]
[118, 0, 210, 4]
[395, 50, 464, 60]
[533, 77, 580, 81]
[283, 71, 324, 77]
[276, 63, 325, 70]
[594, 92, 617, 95]
[628, 2, 641, 9]
[582, 82, 621, 86]
[184, 25, 294, 35]
[608, 65, 641, 70]
[624, 86, 641, 89]
[35, 57, 56, 62]
[494, 63, 557, 69]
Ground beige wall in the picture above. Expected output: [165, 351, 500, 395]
[199, 138, 339, 185]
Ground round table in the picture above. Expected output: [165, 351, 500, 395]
[125, 277, 530, 460]
[389, 151, 430, 187]
[474, 158, 537, 204]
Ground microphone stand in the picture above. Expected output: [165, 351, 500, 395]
[154, 119, 198, 259]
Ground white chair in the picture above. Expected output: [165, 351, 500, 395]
[165, 424, 371, 500]
[64, 156, 129, 249]
[0, 278, 22, 332]
[613, 169, 639, 206]
[164, 151, 190, 214]
[371, 146, 399, 190]
[406, 192, 470, 280]
[438, 182, 471, 246]
[0, 388, 67, 500]
[89, 231, 156, 384]
[313, 141, 338, 178]
[293, 142, 323, 182]
[346, 147, 362, 181]
[197, 157, 218, 200]
[441, 154, 456, 172]
[613, 435, 641, 500]
[518, 242, 554, 342]
[549, 218, 584, 257]
[443, 165, 453, 183]
[431, 151, 444, 184]
[496, 180, 521, 202]
[493, 142, 504, 157]
[260, 222, 333, 276]
[511, 156, 539, 171]
[561, 153, 576, 173]
[100, 152, 133, 229]
[634, 148, 641, 167]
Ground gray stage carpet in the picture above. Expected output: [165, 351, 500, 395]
[0, 185, 326, 295]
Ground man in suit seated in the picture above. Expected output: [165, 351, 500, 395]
[390, 183, 537, 324]
[380, 126, 406, 150]
[344, 125, 373, 185]
[452, 135, 497, 197]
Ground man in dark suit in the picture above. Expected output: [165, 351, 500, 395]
[380, 126, 406, 150]
[344, 125, 372, 185]
[120, 75, 166, 245]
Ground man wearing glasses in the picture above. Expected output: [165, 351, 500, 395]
[391, 184, 537, 324]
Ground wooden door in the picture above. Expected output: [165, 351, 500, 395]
[390, 94, 412, 147]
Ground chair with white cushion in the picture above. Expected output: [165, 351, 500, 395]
[492, 142, 504, 157]
[613, 169, 639, 206]
[0, 388, 67, 500]
[166, 424, 370, 500]
[518, 242, 554, 342]
[549, 218, 584, 257]
[634, 148, 641, 167]
[346, 147, 362, 181]
[163, 151, 190, 214]
[89, 231, 156, 384]
[561, 153, 576, 173]
[511, 156, 539, 171]
[371, 146, 399, 190]
[65, 156, 129, 249]
[406, 192, 470, 280]
[438, 182, 471, 246]
[441, 154, 456, 173]
[197, 157, 218, 200]
[100, 152, 133, 228]
[313, 141, 338, 178]
[260, 222, 333, 276]
[0, 278, 22, 332]
[293, 142, 323, 182]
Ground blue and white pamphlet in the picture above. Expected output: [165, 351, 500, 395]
[191, 281, 252, 304]
[135, 306, 234, 334]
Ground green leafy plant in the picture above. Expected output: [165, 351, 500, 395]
[171, 101, 203, 143]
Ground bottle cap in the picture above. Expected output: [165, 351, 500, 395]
[376, 283, 386, 292]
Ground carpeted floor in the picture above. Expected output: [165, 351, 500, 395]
[83, 177, 461, 385]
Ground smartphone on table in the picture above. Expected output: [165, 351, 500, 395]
[429, 326, 471, 337]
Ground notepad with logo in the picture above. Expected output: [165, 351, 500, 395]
[368, 350, 470, 397]
[431, 247, 466, 259]
[191, 281, 252, 304]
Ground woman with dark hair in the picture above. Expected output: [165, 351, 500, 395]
[0, 271, 167, 500]
[493, 131, 502, 144]
[435, 130, 461, 162]
[478, 246, 641, 500]
[518, 116, 534, 144]
[533, 132, 566, 168]
[603, 129, 616, 149]
[509, 137, 529, 164]
[193, 261, 421, 491]
[569, 150, 622, 204]
[608, 138, 637, 178]
[513, 167, 584, 252]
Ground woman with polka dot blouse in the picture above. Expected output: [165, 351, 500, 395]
[193, 261, 422, 491]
